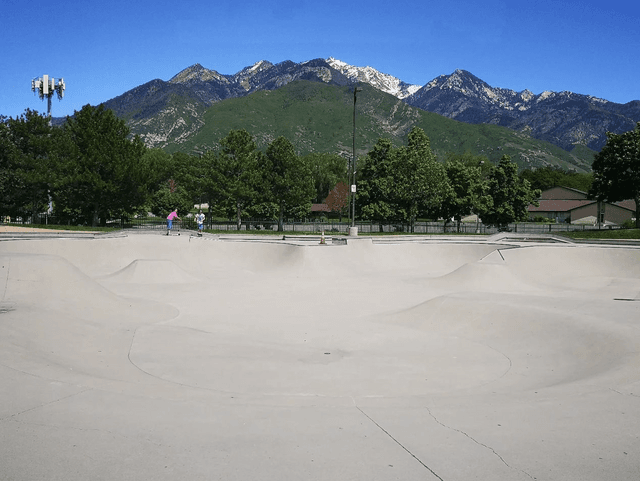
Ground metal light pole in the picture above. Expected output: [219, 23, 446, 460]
[32, 75, 66, 126]
[350, 86, 362, 236]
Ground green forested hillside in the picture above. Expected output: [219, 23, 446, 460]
[163, 81, 595, 171]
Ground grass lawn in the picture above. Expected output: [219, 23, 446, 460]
[558, 229, 640, 240]
[2, 223, 121, 232]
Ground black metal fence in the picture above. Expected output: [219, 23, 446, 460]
[8, 213, 620, 235]
[123, 218, 616, 235]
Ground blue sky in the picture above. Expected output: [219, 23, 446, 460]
[2, 0, 638, 119]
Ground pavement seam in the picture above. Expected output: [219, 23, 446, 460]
[354, 403, 445, 480]
[1, 388, 92, 422]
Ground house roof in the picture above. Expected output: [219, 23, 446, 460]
[311, 203, 330, 212]
[528, 199, 636, 213]
[615, 199, 637, 211]
[528, 200, 594, 212]
[539, 186, 588, 200]
[530, 188, 637, 213]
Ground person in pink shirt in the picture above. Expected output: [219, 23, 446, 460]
[166, 208, 181, 235]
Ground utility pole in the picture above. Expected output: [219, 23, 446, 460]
[350, 85, 362, 236]
[32, 75, 66, 126]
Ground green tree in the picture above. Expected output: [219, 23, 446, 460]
[150, 180, 193, 221]
[0, 115, 24, 218]
[198, 150, 229, 221]
[303, 152, 348, 204]
[262, 137, 315, 231]
[589, 122, 640, 227]
[141, 149, 191, 219]
[520, 166, 593, 193]
[215, 129, 259, 230]
[177, 152, 210, 209]
[481, 155, 540, 228]
[0, 110, 62, 220]
[441, 153, 493, 231]
[139, 148, 172, 216]
[357, 138, 398, 223]
[59, 104, 147, 226]
[394, 127, 452, 230]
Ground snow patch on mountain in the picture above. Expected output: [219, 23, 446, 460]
[326, 57, 421, 99]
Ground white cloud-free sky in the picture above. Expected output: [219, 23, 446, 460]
[1, 0, 638, 119]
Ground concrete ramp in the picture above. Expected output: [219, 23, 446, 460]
[1, 252, 122, 312]
[103, 258, 201, 284]
[500, 245, 640, 299]
[0, 252, 177, 388]
[432, 260, 538, 293]
[388, 291, 639, 392]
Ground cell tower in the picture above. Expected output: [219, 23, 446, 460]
[31, 75, 66, 124]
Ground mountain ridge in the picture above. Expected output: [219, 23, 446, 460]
[404, 68, 639, 151]
[158, 80, 594, 173]
[98, 57, 639, 158]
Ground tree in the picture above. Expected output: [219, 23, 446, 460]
[589, 122, 640, 227]
[324, 182, 349, 220]
[481, 155, 540, 228]
[263, 136, 315, 231]
[520, 165, 593, 193]
[0, 115, 24, 218]
[303, 152, 348, 204]
[0, 110, 62, 220]
[59, 104, 147, 226]
[198, 150, 229, 222]
[441, 153, 493, 231]
[394, 127, 452, 230]
[215, 129, 260, 230]
[150, 180, 193, 220]
[357, 138, 398, 223]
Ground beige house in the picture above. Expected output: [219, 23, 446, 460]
[528, 186, 636, 225]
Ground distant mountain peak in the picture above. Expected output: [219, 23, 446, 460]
[236, 60, 274, 77]
[326, 57, 420, 99]
[169, 63, 227, 84]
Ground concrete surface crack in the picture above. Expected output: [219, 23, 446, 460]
[426, 407, 535, 480]
[1, 258, 10, 302]
[610, 388, 639, 398]
[2, 388, 92, 422]
[355, 405, 444, 480]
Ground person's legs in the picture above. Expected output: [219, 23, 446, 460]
[167, 219, 172, 235]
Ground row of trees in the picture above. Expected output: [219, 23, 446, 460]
[0, 106, 345, 229]
[1, 107, 150, 226]
[5, 106, 635, 231]
[357, 129, 540, 230]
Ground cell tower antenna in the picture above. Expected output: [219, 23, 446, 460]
[31, 75, 66, 125]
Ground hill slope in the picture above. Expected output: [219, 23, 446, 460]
[166, 81, 594, 172]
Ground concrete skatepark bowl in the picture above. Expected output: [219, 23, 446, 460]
[1, 231, 639, 480]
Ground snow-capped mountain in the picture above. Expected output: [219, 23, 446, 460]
[326, 57, 421, 99]
[101, 57, 639, 153]
[404, 69, 640, 151]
